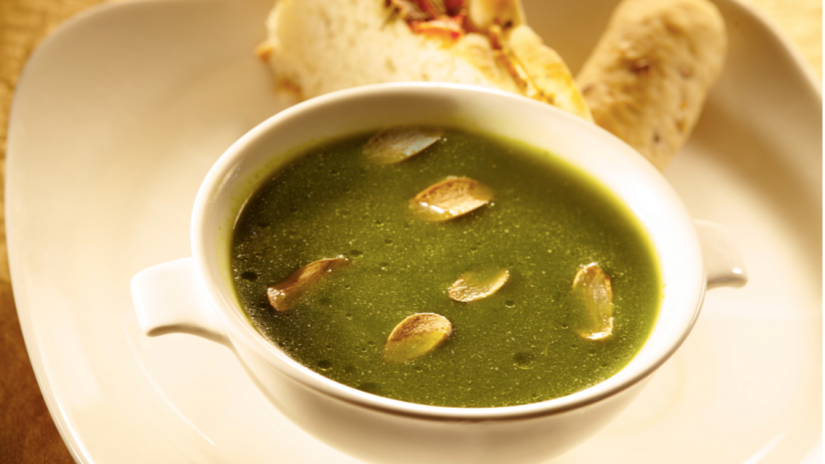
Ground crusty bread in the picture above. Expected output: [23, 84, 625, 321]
[509, 25, 592, 121]
[262, 0, 592, 120]
[265, 0, 517, 98]
[576, 0, 727, 170]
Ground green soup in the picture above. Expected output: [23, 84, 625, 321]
[230, 128, 661, 408]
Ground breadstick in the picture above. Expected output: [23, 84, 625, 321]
[576, 0, 727, 170]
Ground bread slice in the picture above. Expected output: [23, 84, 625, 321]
[260, 0, 592, 121]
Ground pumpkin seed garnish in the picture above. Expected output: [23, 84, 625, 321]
[267, 257, 349, 312]
[571, 263, 614, 340]
[448, 268, 509, 302]
[410, 176, 494, 221]
[363, 126, 443, 165]
[384, 313, 452, 362]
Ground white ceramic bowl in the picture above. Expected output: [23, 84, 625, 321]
[131, 83, 746, 464]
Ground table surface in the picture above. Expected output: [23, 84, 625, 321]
[0, 0, 820, 462]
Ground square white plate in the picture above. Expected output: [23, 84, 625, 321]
[7, 0, 821, 462]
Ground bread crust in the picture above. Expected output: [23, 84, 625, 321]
[576, 0, 727, 170]
[508, 25, 593, 121]
[468, 0, 524, 30]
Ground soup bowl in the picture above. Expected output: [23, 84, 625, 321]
[131, 83, 746, 464]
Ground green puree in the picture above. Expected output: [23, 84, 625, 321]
[230, 129, 661, 408]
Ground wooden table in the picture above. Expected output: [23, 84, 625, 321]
[0, 0, 820, 462]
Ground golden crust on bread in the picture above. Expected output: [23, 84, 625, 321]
[453, 32, 519, 91]
[468, 0, 524, 30]
[507, 25, 593, 121]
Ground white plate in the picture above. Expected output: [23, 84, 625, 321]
[7, 0, 821, 462]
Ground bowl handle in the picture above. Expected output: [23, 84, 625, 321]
[694, 220, 748, 290]
[130, 258, 230, 346]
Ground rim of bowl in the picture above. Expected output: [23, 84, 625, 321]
[191, 82, 706, 421]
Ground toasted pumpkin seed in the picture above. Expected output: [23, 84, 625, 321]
[267, 257, 349, 311]
[571, 263, 614, 340]
[384, 313, 452, 362]
[448, 268, 509, 302]
[411, 176, 494, 221]
[363, 126, 443, 165]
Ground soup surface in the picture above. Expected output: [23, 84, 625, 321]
[230, 128, 661, 408]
